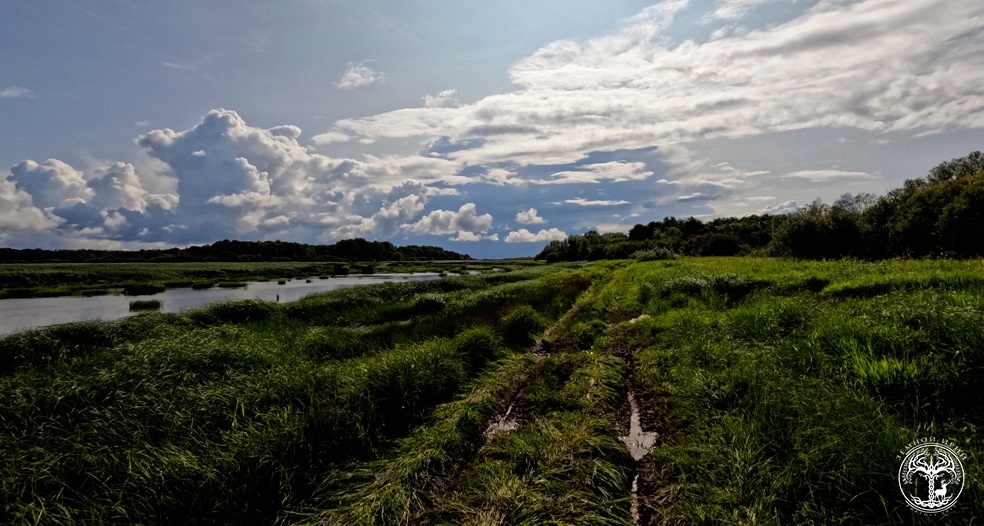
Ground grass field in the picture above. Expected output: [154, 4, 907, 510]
[0, 258, 982, 524]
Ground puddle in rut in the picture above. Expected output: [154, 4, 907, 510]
[621, 385, 657, 525]
[621, 387, 657, 460]
[484, 395, 523, 440]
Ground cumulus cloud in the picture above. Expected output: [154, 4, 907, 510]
[515, 208, 547, 225]
[1, 109, 492, 247]
[423, 89, 460, 108]
[332, 180, 429, 238]
[1, 157, 180, 244]
[336, 61, 384, 90]
[86, 162, 154, 211]
[9, 159, 93, 209]
[450, 231, 498, 242]
[133, 109, 490, 242]
[0, 177, 56, 233]
[756, 200, 799, 215]
[9, 0, 984, 250]
[402, 202, 494, 239]
[505, 228, 567, 243]
[0, 86, 34, 98]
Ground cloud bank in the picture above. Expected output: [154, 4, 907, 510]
[0, 110, 489, 248]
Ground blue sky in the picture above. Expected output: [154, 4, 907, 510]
[2, 0, 983, 258]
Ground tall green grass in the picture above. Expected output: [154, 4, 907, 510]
[0, 264, 591, 523]
[3, 257, 982, 524]
[622, 257, 984, 524]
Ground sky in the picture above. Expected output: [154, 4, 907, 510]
[1, 0, 983, 258]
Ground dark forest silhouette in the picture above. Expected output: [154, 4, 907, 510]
[0, 238, 470, 264]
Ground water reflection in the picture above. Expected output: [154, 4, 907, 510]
[0, 273, 441, 336]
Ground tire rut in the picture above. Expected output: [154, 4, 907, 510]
[605, 318, 661, 525]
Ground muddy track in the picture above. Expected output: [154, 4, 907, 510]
[619, 350, 661, 525]
[432, 285, 604, 494]
[604, 318, 662, 525]
[485, 284, 600, 439]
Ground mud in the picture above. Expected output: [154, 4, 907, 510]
[621, 385, 658, 461]
[483, 389, 526, 440]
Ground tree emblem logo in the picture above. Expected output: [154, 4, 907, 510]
[898, 438, 965, 514]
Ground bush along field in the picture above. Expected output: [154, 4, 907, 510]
[1, 258, 983, 524]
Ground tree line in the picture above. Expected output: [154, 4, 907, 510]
[0, 238, 470, 264]
[536, 151, 984, 262]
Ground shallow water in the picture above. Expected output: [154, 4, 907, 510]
[621, 387, 658, 461]
[621, 385, 658, 525]
[0, 273, 441, 336]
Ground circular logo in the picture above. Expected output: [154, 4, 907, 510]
[898, 438, 965, 514]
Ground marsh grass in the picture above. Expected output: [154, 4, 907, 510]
[129, 298, 162, 310]
[2, 257, 983, 524]
[624, 258, 984, 524]
[0, 262, 341, 298]
[0, 263, 593, 523]
[122, 282, 167, 296]
[307, 352, 535, 525]
[432, 351, 633, 525]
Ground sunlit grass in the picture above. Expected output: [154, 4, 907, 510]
[2, 257, 983, 523]
[624, 257, 984, 524]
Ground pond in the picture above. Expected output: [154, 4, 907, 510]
[0, 273, 442, 336]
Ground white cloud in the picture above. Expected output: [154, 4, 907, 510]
[336, 61, 384, 90]
[515, 208, 547, 225]
[163, 62, 194, 71]
[595, 223, 631, 234]
[310, 130, 351, 145]
[402, 202, 493, 238]
[565, 197, 630, 206]
[87, 162, 157, 211]
[708, 0, 778, 21]
[544, 161, 654, 185]
[131, 109, 471, 243]
[505, 228, 568, 243]
[9, 159, 93, 209]
[0, 86, 34, 98]
[9, 0, 984, 250]
[482, 168, 523, 186]
[0, 177, 56, 233]
[756, 200, 799, 215]
[332, 180, 429, 238]
[423, 89, 459, 108]
[318, 0, 984, 170]
[784, 169, 873, 181]
[1, 157, 180, 243]
[450, 231, 498, 242]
